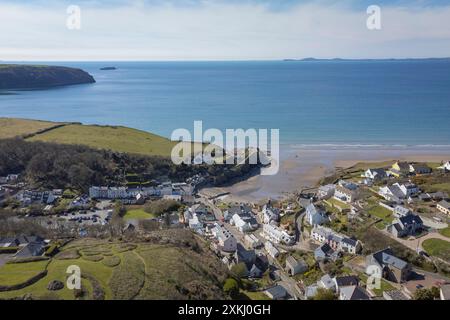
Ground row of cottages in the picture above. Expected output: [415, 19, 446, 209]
[89, 182, 194, 200]
[389, 161, 432, 178]
[378, 182, 420, 204]
[334, 180, 360, 204]
[262, 223, 296, 246]
[311, 225, 362, 254]
[306, 274, 370, 300]
[244, 234, 262, 249]
[262, 204, 281, 225]
[366, 248, 411, 283]
[15, 189, 61, 206]
[264, 240, 280, 259]
[305, 203, 329, 226]
[437, 200, 450, 215]
[0, 174, 19, 185]
[211, 223, 237, 253]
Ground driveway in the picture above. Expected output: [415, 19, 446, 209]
[382, 229, 450, 253]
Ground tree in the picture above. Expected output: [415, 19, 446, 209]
[223, 278, 239, 299]
[313, 288, 337, 300]
[230, 263, 249, 279]
[414, 287, 439, 300]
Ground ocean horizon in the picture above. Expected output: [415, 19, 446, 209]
[1, 60, 450, 147]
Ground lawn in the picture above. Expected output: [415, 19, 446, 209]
[439, 227, 450, 238]
[0, 260, 49, 286]
[367, 205, 394, 223]
[124, 209, 155, 220]
[422, 238, 450, 261]
[27, 124, 177, 157]
[242, 290, 271, 300]
[326, 198, 351, 210]
[0, 118, 63, 139]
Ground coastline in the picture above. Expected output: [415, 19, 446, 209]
[201, 144, 450, 204]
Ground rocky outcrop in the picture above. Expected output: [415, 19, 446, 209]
[0, 64, 95, 89]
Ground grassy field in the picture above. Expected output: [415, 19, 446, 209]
[422, 238, 450, 261]
[27, 124, 176, 157]
[0, 118, 63, 139]
[367, 205, 394, 225]
[0, 260, 48, 286]
[123, 209, 155, 220]
[439, 227, 450, 238]
[326, 198, 351, 210]
[0, 232, 227, 300]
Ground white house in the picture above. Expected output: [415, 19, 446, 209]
[244, 234, 262, 249]
[305, 203, 329, 226]
[318, 185, 335, 200]
[231, 214, 253, 233]
[188, 214, 203, 232]
[438, 161, 450, 172]
[437, 200, 450, 215]
[262, 205, 280, 225]
[212, 224, 237, 253]
[363, 168, 387, 180]
[394, 205, 412, 218]
[264, 241, 280, 259]
[311, 225, 361, 254]
[334, 181, 360, 204]
[262, 224, 295, 246]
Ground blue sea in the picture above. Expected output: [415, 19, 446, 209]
[1, 60, 450, 146]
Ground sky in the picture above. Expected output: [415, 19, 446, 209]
[1, 0, 450, 61]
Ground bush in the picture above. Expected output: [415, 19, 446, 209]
[313, 288, 337, 300]
[81, 255, 104, 262]
[144, 199, 181, 217]
[102, 256, 121, 267]
[223, 278, 239, 298]
[0, 247, 19, 254]
[45, 244, 59, 256]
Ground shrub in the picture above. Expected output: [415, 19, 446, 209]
[223, 278, 239, 299]
[102, 256, 121, 267]
[45, 244, 59, 256]
[81, 255, 104, 262]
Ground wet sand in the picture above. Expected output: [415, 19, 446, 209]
[201, 145, 450, 204]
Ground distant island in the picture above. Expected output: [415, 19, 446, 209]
[100, 67, 117, 71]
[0, 64, 95, 90]
[283, 57, 450, 62]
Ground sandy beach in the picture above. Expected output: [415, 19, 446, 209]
[200, 145, 450, 204]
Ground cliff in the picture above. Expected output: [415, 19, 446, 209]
[0, 64, 95, 89]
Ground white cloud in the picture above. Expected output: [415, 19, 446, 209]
[0, 2, 450, 60]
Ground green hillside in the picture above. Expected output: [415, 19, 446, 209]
[27, 124, 177, 157]
[0, 118, 180, 157]
[0, 118, 65, 139]
[0, 231, 228, 300]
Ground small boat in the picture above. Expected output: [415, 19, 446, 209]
[100, 67, 117, 71]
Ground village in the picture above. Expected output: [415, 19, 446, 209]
[1, 160, 450, 300]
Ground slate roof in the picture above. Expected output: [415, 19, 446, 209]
[265, 285, 287, 299]
[335, 275, 359, 288]
[340, 286, 370, 300]
[438, 200, 450, 210]
[372, 248, 408, 270]
[399, 214, 423, 227]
